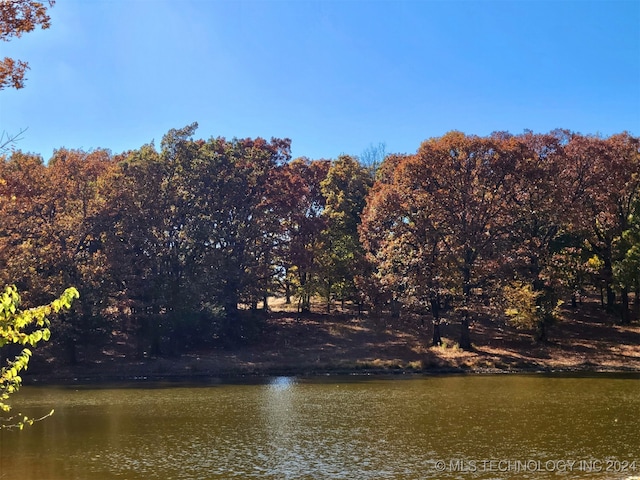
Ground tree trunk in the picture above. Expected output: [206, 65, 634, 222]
[149, 319, 161, 356]
[324, 276, 332, 313]
[606, 285, 616, 311]
[432, 321, 442, 347]
[430, 296, 442, 346]
[66, 338, 78, 365]
[635, 279, 640, 318]
[460, 261, 473, 350]
[136, 325, 145, 359]
[535, 319, 548, 343]
[459, 316, 471, 350]
[301, 293, 310, 313]
[134, 311, 145, 359]
[223, 287, 239, 317]
[604, 257, 616, 310]
[285, 281, 291, 305]
[390, 297, 400, 319]
[621, 287, 630, 324]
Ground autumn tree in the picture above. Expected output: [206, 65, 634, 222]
[187, 134, 291, 317]
[103, 124, 291, 350]
[499, 131, 569, 342]
[358, 154, 408, 317]
[45, 148, 117, 362]
[0, 152, 50, 299]
[318, 155, 372, 312]
[614, 194, 640, 318]
[603, 133, 640, 323]
[565, 132, 640, 322]
[360, 153, 453, 344]
[0, 0, 55, 90]
[275, 158, 330, 311]
[101, 126, 205, 354]
[0, 148, 115, 362]
[420, 133, 517, 348]
[362, 133, 515, 349]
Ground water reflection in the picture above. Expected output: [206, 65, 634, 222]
[267, 376, 297, 390]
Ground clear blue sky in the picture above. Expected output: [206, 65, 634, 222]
[1, 0, 639, 161]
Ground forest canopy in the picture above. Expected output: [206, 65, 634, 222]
[0, 126, 638, 360]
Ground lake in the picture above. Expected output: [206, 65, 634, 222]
[0, 374, 639, 479]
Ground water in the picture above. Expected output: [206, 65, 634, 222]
[0, 374, 639, 479]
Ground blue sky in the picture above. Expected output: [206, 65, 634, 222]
[1, 0, 639, 161]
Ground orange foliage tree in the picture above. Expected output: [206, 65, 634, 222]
[0, 0, 55, 90]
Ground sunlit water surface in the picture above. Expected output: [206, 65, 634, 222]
[0, 374, 639, 479]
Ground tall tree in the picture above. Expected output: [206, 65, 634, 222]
[0, 151, 50, 299]
[103, 125, 291, 350]
[499, 131, 569, 341]
[565, 132, 640, 322]
[360, 154, 452, 344]
[103, 125, 210, 354]
[614, 194, 640, 318]
[362, 132, 514, 349]
[189, 135, 291, 316]
[0, 148, 115, 362]
[358, 154, 411, 317]
[319, 155, 372, 312]
[275, 158, 330, 311]
[42, 148, 115, 362]
[416, 133, 515, 349]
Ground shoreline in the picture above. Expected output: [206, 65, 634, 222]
[24, 360, 640, 386]
[21, 297, 640, 387]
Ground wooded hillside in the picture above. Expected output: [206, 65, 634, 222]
[0, 126, 638, 364]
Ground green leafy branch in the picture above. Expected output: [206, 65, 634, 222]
[0, 285, 79, 429]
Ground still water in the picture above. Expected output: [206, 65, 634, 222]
[0, 374, 638, 479]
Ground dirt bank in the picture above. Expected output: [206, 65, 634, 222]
[26, 296, 640, 385]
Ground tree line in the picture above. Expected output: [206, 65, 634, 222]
[361, 130, 639, 348]
[0, 125, 638, 361]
